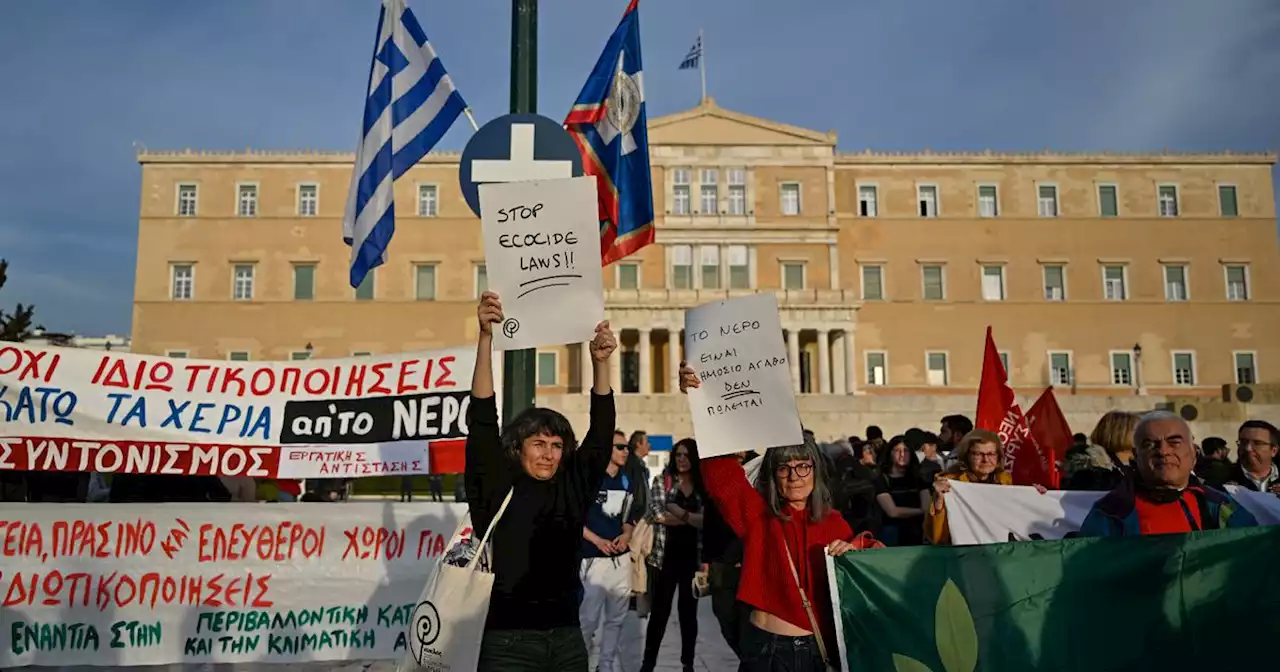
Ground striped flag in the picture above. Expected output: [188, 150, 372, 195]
[343, 0, 467, 288]
[678, 35, 701, 70]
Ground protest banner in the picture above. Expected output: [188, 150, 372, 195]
[683, 293, 802, 458]
[0, 502, 466, 667]
[0, 345, 475, 478]
[828, 526, 1280, 671]
[942, 481, 1280, 544]
[478, 176, 605, 351]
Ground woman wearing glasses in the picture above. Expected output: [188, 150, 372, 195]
[678, 364, 881, 672]
[925, 429, 1035, 545]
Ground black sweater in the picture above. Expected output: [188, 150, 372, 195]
[465, 392, 615, 631]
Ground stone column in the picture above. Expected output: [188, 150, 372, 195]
[668, 330, 682, 393]
[580, 342, 592, 394]
[842, 327, 857, 395]
[787, 328, 801, 393]
[610, 332, 624, 394]
[638, 328, 652, 394]
[831, 332, 847, 395]
[817, 329, 832, 394]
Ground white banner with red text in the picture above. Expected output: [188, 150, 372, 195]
[0, 502, 466, 667]
[945, 481, 1280, 545]
[0, 345, 476, 478]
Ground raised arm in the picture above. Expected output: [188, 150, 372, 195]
[465, 292, 512, 531]
[572, 321, 618, 481]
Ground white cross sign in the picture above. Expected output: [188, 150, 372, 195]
[471, 124, 574, 183]
[458, 113, 585, 217]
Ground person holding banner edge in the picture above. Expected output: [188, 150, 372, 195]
[678, 362, 881, 672]
[466, 290, 617, 672]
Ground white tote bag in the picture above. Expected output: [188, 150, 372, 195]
[397, 490, 513, 672]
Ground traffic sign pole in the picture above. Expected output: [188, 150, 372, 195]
[504, 0, 538, 421]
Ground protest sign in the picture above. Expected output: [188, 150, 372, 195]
[0, 502, 466, 667]
[683, 293, 802, 458]
[0, 345, 475, 478]
[479, 176, 605, 351]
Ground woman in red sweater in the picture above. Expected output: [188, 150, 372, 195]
[678, 364, 880, 671]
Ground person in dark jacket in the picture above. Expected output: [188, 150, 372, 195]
[1195, 436, 1233, 490]
[701, 452, 752, 659]
[1223, 420, 1280, 494]
[1067, 411, 1139, 491]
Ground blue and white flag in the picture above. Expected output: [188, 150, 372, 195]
[343, 0, 467, 288]
[678, 35, 701, 70]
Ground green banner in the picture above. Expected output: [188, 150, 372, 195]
[830, 526, 1280, 671]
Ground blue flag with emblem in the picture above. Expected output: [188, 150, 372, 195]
[564, 0, 654, 266]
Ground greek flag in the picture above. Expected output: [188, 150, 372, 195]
[678, 35, 701, 70]
[343, 0, 467, 288]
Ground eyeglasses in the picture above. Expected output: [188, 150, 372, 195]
[775, 462, 814, 479]
[613, 443, 629, 450]
[1237, 439, 1277, 450]
[970, 451, 999, 461]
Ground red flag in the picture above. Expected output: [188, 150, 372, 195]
[975, 327, 1054, 487]
[1027, 387, 1074, 464]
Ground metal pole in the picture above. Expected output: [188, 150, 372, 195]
[503, 0, 538, 420]
[699, 28, 707, 102]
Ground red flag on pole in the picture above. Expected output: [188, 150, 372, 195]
[1027, 388, 1071, 488]
[975, 327, 1054, 487]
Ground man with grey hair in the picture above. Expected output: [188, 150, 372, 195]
[1079, 411, 1257, 537]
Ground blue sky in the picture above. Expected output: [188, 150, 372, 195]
[1, 0, 1277, 336]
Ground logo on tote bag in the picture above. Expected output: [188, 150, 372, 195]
[410, 600, 443, 666]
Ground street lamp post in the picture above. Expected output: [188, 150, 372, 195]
[1132, 343, 1144, 395]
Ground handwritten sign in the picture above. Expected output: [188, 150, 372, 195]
[479, 176, 605, 350]
[0, 502, 466, 667]
[683, 293, 803, 458]
[0, 345, 475, 478]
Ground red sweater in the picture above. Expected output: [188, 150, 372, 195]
[703, 456, 877, 647]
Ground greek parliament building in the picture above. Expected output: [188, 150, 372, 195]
[133, 99, 1280, 438]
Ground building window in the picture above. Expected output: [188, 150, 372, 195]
[1043, 265, 1066, 301]
[617, 262, 640, 290]
[1037, 184, 1059, 217]
[237, 184, 258, 217]
[1158, 184, 1179, 217]
[1172, 351, 1196, 386]
[171, 264, 194, 300]
[536, 351, 558, 386]
[700, 246, 721, 289]
[917, 185, 938, 218]
[865, 351, 887, 386]
[671, 245, 693, 289]
[232, 264, 255, 301]
[728, 245, 750, 289]
[780, 182, 801, 216]
[699, 169, 719, 214]
[1225, 265, 1250, 301]
[415, 264, 437, 300]
[977, 185, 998, 218]
[1098, 184, 1119, 217]
[727, 169, 747, 215]
[861, 265, 883, 301]
[671, 169, 691, 215]
[1163, 265, 1188, 301]
[999, 352, 1010, 376]
[293, 264, 315, 301]
[418, 184, 438, 217]
[1102, 265, 1127, 301]
[297, 184, 318, 217]
[166, 350, 189, 359]
[859, 185, 878, 217]
[474, 264, 488, 297]
[1235, 352, 1257, 385]
[1110, 352, 1133, 386]
[355, 271, 375, 301]
[781, 262, 806, 290]
[1049, 352, 1072, 386]
[177, 184, 198, 217]
[981, 265, 1006, 301]
[926, 352, 948, 386]
[228, 351, 250, 362]
[290, 351, 312, 361]
[921, 265, 945, 300]
[1219, 185, 1238, 217]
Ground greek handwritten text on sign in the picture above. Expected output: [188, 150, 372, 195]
[479, 176, 605, 350]
[683, 293, 803, 458]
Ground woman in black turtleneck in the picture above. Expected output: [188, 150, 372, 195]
[466, 291, 617, 672]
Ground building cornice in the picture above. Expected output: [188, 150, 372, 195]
[834, 149, 1277, 166]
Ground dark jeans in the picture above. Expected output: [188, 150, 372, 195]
[477, 626, 588, 672]
[709, 561, 750, 657]
[739, 623, 827, 672]
[640, 558, 697, 670]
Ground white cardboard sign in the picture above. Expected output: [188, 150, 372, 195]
[683, 293, 803, 458]
[479, 176, 605, 351]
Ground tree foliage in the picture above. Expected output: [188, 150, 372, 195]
[0, 259, 38, 342]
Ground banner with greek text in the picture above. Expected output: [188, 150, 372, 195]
[0, 502, 466, 667]
[0, 345, 475, 478]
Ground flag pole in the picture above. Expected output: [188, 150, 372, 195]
[463, 108, 480, 132]
[699, 28, 707, 102]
